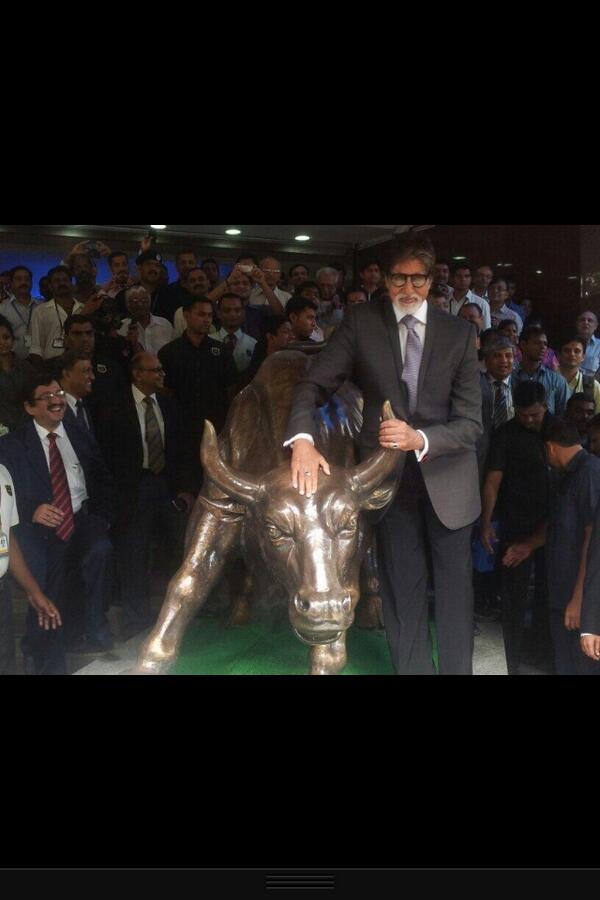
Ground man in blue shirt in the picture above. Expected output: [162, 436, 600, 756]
[511, 325, 569, 416]
[575, 311, 600, 376]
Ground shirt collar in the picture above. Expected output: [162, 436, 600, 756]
[132, 384, 157, 405]
[486, 372, 511, 386]
[565, 448, 588, 473]
[392, 299, 428, 326]
[11, 296, 34, 309]
[218, 328, 243, 340]
[64, 393, 79, 412]
[34, 420, 67, 442]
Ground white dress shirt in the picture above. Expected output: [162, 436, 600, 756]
[118, 316, 174, 354]
[490, 305, 523, 333]
[214, 328, 257, 372]
[450, 290, 492, 330]
[0, 296, 39, 359]
[249, 286, 292, 309]
[485, 372, 515, 422]
[30, 300, 84, 360]
[0, 465, 19, 579]
[33, 421, 88, 513]
[132, 385, 165, 470]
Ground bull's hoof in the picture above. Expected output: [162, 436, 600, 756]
[225, 596, 253, 628]
[123, 663, 166, 676]
[355, 594, 384, 630]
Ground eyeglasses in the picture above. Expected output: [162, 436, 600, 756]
[388, 273, 430, 288]
[33, 390, 66, 403]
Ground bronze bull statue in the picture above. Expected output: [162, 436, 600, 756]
[133, 351, 406, 675]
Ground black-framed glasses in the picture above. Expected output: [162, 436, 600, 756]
[33, 389, 66, 403]
[388, 273, 430, 288]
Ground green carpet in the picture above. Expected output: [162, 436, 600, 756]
[170, 617, 396, 676]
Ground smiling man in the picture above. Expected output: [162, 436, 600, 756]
[285, 233, 482, 675]
[0, 372, 114, 673]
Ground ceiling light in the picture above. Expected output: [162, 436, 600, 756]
[295, 234, 311, 242]
[150, 225, 166, 230]
[535, 270, 543, 275]
[453, 255, 466, 260]
[226, 228, 241, 236]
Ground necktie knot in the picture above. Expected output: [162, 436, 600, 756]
[48, 432, 57, 443]
[401, 314, 418, 332]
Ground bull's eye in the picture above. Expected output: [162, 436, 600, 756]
[265, 523, 291, 541]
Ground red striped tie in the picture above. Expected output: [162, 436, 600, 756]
[48, 432, 75, 542]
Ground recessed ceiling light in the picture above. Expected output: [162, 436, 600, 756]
[535, 270, 543, 275]
[226, 228, 241, 236]
[568, 275, 578, 280]
[453, 255, 466, 260]
[295, 234, 311, 242]
[150, 225, 166, 230]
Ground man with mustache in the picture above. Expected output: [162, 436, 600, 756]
[0, 373, 114, 674]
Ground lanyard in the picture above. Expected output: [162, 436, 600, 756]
[11, 298, 34, 331]
[54, 301, 67, 336]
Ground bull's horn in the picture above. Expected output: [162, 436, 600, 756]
[349, 401, 405, 497]
[201, 420, 264, 505]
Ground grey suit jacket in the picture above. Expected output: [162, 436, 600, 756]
[285, 299, 483, 530]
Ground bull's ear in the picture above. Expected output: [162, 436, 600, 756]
[196, 495, 247, 524]
[360, 479, 397, 512]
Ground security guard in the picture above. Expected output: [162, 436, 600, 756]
[0, 463, 62, 675]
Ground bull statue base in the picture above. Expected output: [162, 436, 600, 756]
[132, 352, 405, 676]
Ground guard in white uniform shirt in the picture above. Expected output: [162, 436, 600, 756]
[0, 464, 62, 675]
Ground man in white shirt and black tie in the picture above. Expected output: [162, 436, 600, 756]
[97, 353, 194, 640]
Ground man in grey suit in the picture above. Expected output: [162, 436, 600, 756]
[285, 234, 482, 675]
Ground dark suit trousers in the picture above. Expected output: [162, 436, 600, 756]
[549, 610, 600, 676]
[24, 511, 113, 675]
[497, 547, 534, 676]
[115, 472, 185, 625]
[377, 457, 474, 675]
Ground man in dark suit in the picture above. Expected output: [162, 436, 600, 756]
[581, 501, 600, 663]
[0, 372, 114, 674]
[56, 349, 96, 435]
[285, 234, 482, 675]
[97, 352, 195, 638]
[477, 335, 516, 481]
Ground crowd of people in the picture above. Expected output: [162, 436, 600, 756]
[0, 231, 599, 676]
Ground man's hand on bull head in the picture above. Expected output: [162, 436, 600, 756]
[291, 441, 331, 498]
[290, 402, 419, 498]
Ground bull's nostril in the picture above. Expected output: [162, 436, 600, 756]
[294, 595, 311, 613]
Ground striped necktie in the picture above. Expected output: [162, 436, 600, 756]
[493, 381, 508, 430]
[144, 397, 165, 475]
[401, 315, 423, 415]
[47, 433, 75, 542]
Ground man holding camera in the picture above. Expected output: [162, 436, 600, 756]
[97, 352, 194, 639]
